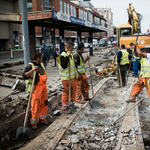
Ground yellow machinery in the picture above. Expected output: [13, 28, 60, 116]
[117, 4, 150, 51]
[93, 55, 116, 77]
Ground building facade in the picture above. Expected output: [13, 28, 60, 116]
[96, 8, 113, 37]
[0, 0, 23, 51]
[0, 0, 107, 51]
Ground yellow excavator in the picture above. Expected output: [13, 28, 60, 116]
[117, 3, 150, 51]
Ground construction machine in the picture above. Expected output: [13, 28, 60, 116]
[117, 3, 150, 51]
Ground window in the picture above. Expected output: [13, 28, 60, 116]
[74, 6, 76, 17]
[27, 1, 32, 12]
[88, 11, 92, 22]
[44, 0, 50, 10]
[85, 12, 87, 21]
[101, 19, 105, 27]
[71, 5, 73, 16]
[67, 4, 70, 15]
[27, 8, 32, 12]
[60, 0, 62, 13]
[104, 10, 106, 12]
[120, 28, 132, 37]
[79, 9, 84, 19]
[107, 10, 109, 12]
[64, 2, 66, 14]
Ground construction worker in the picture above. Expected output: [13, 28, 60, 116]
[22, 52, 48, 130]
[73, 42, 90, 103]
[130, 43, 140, 77]
[126, 43, 150, 103]
[57, 41, 77, 114]
[115, 44, 129, 87]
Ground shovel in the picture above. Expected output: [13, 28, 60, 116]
[88, 58, 100, 108]
[118, 65, 122, 88]
[68, 57, 76, 114]
[16, 71, 36, 141]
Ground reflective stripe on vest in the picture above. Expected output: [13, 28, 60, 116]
[57, 52, 77, 80]
[73, 52, 86, 74]
[114, 50, 129, 65]
[140, 57, 150, 77]
[25, 62, 47, 92]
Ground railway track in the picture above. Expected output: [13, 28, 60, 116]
[19, 77, 145, 150]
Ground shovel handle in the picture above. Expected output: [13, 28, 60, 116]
[69, 57, 71, 104]
[23, 71, 36, 128]
[118, 65, 122, 87]
[0, 89, 18, 102]
[126, 61, 132, 83]
[88, 59, 94, 97]
[113, 98, 144, 125]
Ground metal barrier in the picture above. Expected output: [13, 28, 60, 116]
[10, 49, 24, 59]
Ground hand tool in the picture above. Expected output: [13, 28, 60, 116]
[16, 71, 36, 141]
[88, 58, 100, 108]
[112, 98, 144, 125]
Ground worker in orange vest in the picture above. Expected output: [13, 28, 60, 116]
[22, 52, 48, 130]
[73, 42, 90, 103]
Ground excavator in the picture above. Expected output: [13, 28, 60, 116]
[117, 3, 150, 51]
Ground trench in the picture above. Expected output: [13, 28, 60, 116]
[0, 47, 120, 149]
[55, 78, 134, 150]
[0, 71, 105, 150]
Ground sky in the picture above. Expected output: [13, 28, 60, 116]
[91, 0, 150, 33]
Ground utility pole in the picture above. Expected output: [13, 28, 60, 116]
[21, 0, 30, 66]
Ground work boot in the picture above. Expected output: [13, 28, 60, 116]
[126, 99, 136, 103]
[83, 98, 91, 101]
[43, 121, 49, 126]
[32, 125, 38, 130]
[63, 109, 72, 114]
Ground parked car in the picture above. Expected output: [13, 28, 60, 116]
[112, 41, 117, 46]
[107, 41, 112, 47]
[84, 43, 90, 48]
[74, 43, 77, 49]
[55, 44, 60, 51]
[36, 45, 43, 51]
[99, 38, 108, 47]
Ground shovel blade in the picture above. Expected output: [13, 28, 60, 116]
[90, 100, 100, 108]
[16, 127, 30, 141]
[68, 103, 76, 114]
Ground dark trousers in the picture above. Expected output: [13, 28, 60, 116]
[117, 65, 127, 86]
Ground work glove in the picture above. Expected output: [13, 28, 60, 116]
[67, 51, 71, 57]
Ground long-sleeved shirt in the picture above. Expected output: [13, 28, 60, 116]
[60, 51, 73, 69]
[22, 61, 44, 85]
[73, 51, 84, 68]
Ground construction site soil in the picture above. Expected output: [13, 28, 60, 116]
[1, 47, 149, 150]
